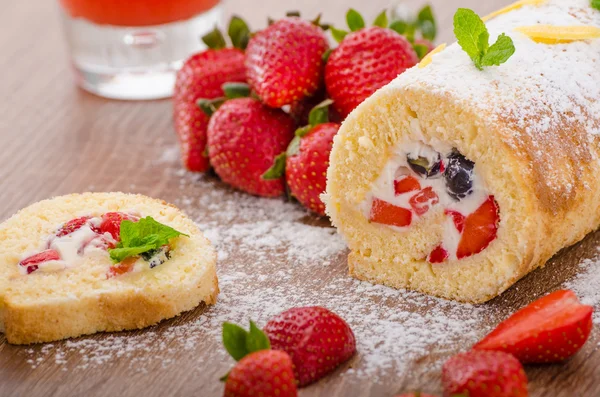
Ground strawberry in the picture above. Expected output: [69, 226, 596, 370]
[245, 17, 329, 108]
[427, 245, 448, 264]
[224, 350, 297, 397]
[99, 212, 138, 242]
[207, 98, 295, 197]
[409, 187, 439, 216]
[456, 196, 499, 259]
[445, 210, 466, 233]
[19, 249, 61, 274]
[55, 216, 93, 237]
[107, 256, 137, 279]
[442, 350, 528, 397]
[173, 21, 248, 172]
[395, 175, 421, 195]
[369, 198, 412, 228]
[326, 11, 419, 117]
[263, 306, 356, 386]
[474, 289, 593, 363]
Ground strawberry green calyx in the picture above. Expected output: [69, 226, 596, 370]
[373, 10, 389, 28]
[593, 0, 600, 11]
[347, 9, 366, 31]
[222, 82, 252, 99]
[202, 16, 251, 50]
[222, 320, 271, 362]
[197, 98, 225, 117]
[263, 99, 334, 179]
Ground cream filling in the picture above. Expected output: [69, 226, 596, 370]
[362, 138, 491, 261]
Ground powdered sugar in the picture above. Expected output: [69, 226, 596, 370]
[564, 247, 600, 324]
[16, 168, 600, 388]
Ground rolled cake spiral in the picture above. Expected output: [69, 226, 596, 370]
[325, 0, 600, 303]
[0, 193, 218, 344]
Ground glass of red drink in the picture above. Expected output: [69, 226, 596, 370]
[59, 0, 222, 100]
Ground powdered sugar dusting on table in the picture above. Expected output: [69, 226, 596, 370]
[20, 169, 600, 380]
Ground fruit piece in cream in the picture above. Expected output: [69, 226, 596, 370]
[364, 140, 499, 262]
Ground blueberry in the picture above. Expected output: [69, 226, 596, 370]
[407, 154, 442, 178]
[444, 150, 474, 201]
[142, 246, 171, 268]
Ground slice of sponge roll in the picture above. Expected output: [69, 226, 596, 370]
[325, 0, 600, 303]
[0, 192, 218, 344]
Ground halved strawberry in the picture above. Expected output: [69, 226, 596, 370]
[107, 256, 137, 279]
[445, 209, 466, 233]
[394, 175, 421, 195]
[19, 249, 61, 274]
[409, 187, 439, 216]
[99, 212, 138, 243]
[369, 198, 412, 227]
[456, 196, 499, 259]
[427, 245, 448, 264]
[56, 216, 93, 237]
[474, 289, 593, 363]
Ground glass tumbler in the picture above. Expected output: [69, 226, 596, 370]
[59, 0, 223, 100]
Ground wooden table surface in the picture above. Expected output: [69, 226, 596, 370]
[1, 0, 599, 396]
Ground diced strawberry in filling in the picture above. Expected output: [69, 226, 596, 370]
[409, 187, 439, 216]
[369, 198, 412, 227]
[19, 249, 61, 274]
[445, 209, 466, 233]
[428, 245, 449, 264]
[394, 176, 421, 195]
[107, 257, 137, 279]
[100, 212, 139, 244]
[456, 196, 499, 259]
[55, 216, 94, 237]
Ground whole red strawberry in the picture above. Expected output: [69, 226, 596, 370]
[263, 306, 356, 386]
[207, 98, 295, 197]
[245, 17, 329, 108]
[173, 20, 249, 172]
[286, 122, 339, 215]
[442, 350, 528, 397]
[224, 350, 297, 397]
[474, 289, 593, 363]
[325, 26, 418, 117]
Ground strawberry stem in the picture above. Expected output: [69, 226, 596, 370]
[286, 10, 301, 17]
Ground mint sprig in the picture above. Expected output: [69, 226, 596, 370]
[108, 216, 188, 263]
[593, 0, 600, 10]
[453, 8, 515, 70]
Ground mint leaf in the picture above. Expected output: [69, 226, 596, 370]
[481, 33, 515, 67]
[223, 322, 250, 361]
[108, 217, 187, 263]
[346, 9, 365, 32]
[454, 8, 488, 69]
[454, 8, 515, 70]
[592, 0, 600, 10]
[246, 321, 271, 352]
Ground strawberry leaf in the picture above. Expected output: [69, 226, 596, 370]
[222, 82, 251, 99]
[246, 321, 271, 352]
[413, 43, 429, 59]
[346, 9, 365, 31]
[308, 99, 334, 126]
[202, 26, 226, 50]
[417, 5, 437, 41]
[197, 98, 225, 117]
[228, 16, 250, 50]
[286, 136, 302, 157]
[593, 0, 600, 11]
[262, 153, 287, 180]
[322, 49, 332, 63]
[389, 20, 409, 35]
[222, 322, 250, 361]
[373, 10, 388, 28]
[331, 27, 348, 43]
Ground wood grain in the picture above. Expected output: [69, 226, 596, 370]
[1, 0, 599, 396]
